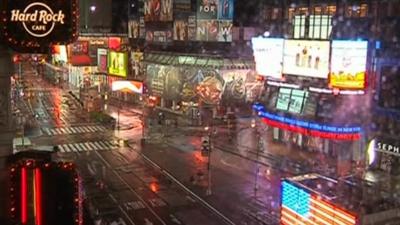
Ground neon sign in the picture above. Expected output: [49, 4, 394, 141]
[253, 103, 362, 140]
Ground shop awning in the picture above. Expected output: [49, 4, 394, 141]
[144, 52, 254, 70]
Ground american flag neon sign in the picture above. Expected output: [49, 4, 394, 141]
[281, 181, 357, 225]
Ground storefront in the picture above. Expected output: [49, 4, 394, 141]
[368, 137, 400, 175]
[252, 37, 370, 175]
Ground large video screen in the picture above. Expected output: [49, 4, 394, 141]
[330, 40, 368, 89]
[276, 88, 309, 114]
[276, 88, 291, 111]
[252, 37, 284, 79]
[107, 51, 128, 77]
[283, 40, 330, 78]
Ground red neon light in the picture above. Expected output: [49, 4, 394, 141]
[34, 168, 42, 225]
[21, 167, 27, 224]
[262, 118, 361, 141]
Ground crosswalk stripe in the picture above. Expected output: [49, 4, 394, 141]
[104, 141, 115, 148]
[78, 127, 86, 132]
[62, 144, 71, 153]
[99, 141, 109, 149]
[88, 126, 97, 132]
[95, 125, 106, 131]
[71, 127, 79, 133]
[78, 143, 87, 151]
[82, 127, 91, 132]
[60, 128, 66, 133]
[44, 128, 51, 135]
[88, 142, 99, 150]
[78, 143, 88, 151]
[55, 129, 63, 135]
[94, 142, 104, 150]
[65, 127, 73, 134]
[50, 129, 58, 135]
[58, 145, 65, 152]
[84, 143, 92, 151]
[68, 144, 78, 152]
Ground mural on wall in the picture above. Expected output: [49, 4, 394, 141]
[221, 70, 248, 103]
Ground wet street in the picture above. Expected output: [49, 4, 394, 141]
[13, 63, 286, 225]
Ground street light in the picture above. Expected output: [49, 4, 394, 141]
[203, 125, 215, 196]
[252, 118, 260, 199]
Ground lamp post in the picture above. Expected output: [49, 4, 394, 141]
[204, 125, 215, 196]
[251, 118, 260, 199]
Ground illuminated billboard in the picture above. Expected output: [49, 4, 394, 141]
[107, 51, 128, 77]
[252, 37, 284, 79]
[283, 40, 330, 78]
[97, 48, 107, 73]
[0, 0, 78, 53]
[144, 0, 173, 22]
[281, 181, 357, 225]
[112, 81, 143, 94]
[196, 0, 233, 42]
[330, 40, 368, 89]
[276, 88, 308, 114]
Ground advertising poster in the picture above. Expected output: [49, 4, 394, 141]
[146, 64, 164, 96]
[112, 81, 144, 94]
[174, 20, 188, 41]
[180, 67, 200, 101]
[69, 41, 91, 66]
[197, 0, 218, 19]
[163, 66, 183, 100]
[144, 0, 173, 21]
[128, 20, 140, 39]
[139, 17, 146, 39]
[107, 51, 128, 77]
[87, 37, 108, 66]
[252, 37, 284, 79]
[195, 69, 224, 104]
[221, 70, 249, 103]
[188, 16, 197, 41]
[97, 48, 108, 73]
[217, 21, 232, 42]
[196, 20, 218, 41]
[217, 0, 234, 20]
[130, 51, 143, 78]
[146, 29, 173, 42]
[283, 40, 330, 79]
[330, 40, 368, 89]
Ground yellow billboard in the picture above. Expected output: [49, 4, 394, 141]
[330, 40, 368, 89]
[108, 51, 128, 77]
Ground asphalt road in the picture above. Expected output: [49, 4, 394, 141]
[14, 63, 227, 225]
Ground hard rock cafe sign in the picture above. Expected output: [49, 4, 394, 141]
[0, 0, 78, 53]
[10, 2, 66, 38]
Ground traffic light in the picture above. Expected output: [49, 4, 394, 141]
[201, 136, 210, 157]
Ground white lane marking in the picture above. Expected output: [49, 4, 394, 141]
[84, 142, 93, 151]
[78, 143, 88, 151]
[88, 142, 99, 150]
[58, 145, 65, 153]
[68, 144, 78, 152]
[94, 142, 104, 150]
[44, 128, 51, 135]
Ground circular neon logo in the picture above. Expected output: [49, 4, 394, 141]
[10, 2, 66, 38]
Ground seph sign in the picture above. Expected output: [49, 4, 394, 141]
[0, 0, 78, 53]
